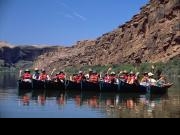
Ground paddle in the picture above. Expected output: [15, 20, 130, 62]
[50, 68, 56, 77]
[19, 69, 23, 80]
[107, 67, 112, 74]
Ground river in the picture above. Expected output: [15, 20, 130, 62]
[0, 73, 179, 118]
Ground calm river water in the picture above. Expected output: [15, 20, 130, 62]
[0, 73, 179, 118]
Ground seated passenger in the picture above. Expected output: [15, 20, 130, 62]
[103, 73, 110, 83]
[32, 68, 40, 80]
[22, 69, 32, 83]
[73, 71, 86, 83]
[57, 71, 66, 82]
[109, 72, 117, 84]
[148, 72, 157, 86]
[127, 72, 136, 84]
[89, 71, 99, 83]
[157, 75, 173, 87]
[140, 72, 149, 86]
[120, 70, 128, 82]
[39, 69, 51, 81]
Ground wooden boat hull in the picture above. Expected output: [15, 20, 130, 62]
[100, 82, 119, 92]
[65, 81, 100, 91]
[32, 80, 45, 90]
[19, 80, 65, 91]
[65, 80, 82, 91]
[18, 79, 172, 95]
[45, 81, 65, 90]
[140, 84, 173, 95]
[18, 80, 32, 90]
[82, 81, 100, 92]
[119, 81, 147, 93]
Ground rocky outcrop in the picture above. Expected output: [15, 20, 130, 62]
[0, 41, 58, 68]
[33, 0, 179, 71]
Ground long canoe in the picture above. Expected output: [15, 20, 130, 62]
[18, 79, 172, 95]
[19, 80, 65, 90]
[118, 81, 147, 93]
[65, 81, 100, 92]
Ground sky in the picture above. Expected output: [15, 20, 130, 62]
[0, 0, 149, 46]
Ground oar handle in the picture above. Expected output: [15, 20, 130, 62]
[19, 70, 23, 79]
[50, 68, 56, 76]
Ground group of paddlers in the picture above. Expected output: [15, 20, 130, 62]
[19, 67, 171, 87]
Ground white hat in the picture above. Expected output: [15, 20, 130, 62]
[148, 72, 154, 77]
[34, 68, 39, 71]
[111, 72, 116, 75]
[79, 71, 83, 74]
[25, 69, 30, 72]
[136, 72, 140, 76]
[130, 71, 134, 74]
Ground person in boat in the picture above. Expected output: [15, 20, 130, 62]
[22, 69, 32, 83]
[72, 73, 78, 82]
[89, 71, 100, 83]
[127, 72, 136, 84]
[52, 72, 60, 82]
[135, 72, 140, 85]
[148, 72, 157, 86]
[57, 71, 66, 83]
[157, 75, 173, 87]
[73, 71, 86, 83]
[85, 69, 93, 81]
[120, 70, 128, 82]
[32, 68, 40, 80]
[103, 73, 110, 83]
[109, 72, 118, 84]
[140, 72, 149, 86]
[39, 69, 51, 81]
[157, 75, 166, 87]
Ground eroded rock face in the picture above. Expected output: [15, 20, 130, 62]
[33, 0, 179, 71]
[2, 0, 179, 71]
[0, 41, 58, 67]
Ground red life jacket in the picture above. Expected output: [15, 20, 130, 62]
[124, 75, 128, 81]
[40, 74, 48, 81]
[73, 75, 83, 83]
[90, 74, 99, 83]
[58, 73, 65, 80]
[104, 76, 109, 83]
[23, 73, 32, 80]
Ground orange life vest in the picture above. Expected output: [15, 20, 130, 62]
[104, 76, 110, 83]
[23, 73, 32, 80]
[40, 74, 48, 81]
[90, 74, 99, 83]
[73, 75, 83, 83]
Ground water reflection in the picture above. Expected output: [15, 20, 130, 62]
[0, 73, 179, 118]
[0, 73, 17, 89]
[17, 88, 179, 118]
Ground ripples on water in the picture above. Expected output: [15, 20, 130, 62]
[0, 73, 179, 118]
